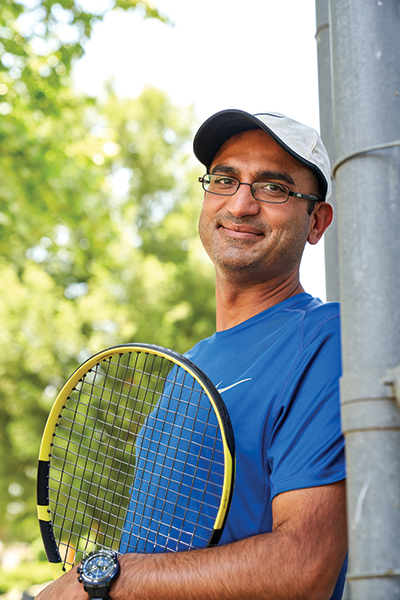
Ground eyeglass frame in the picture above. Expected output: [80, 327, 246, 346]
[198, 173, 323, 204]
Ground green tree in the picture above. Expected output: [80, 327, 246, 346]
[0, 0, 167, 273]
[0, 0, 215, 551]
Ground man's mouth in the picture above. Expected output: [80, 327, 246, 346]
[218, 222, 263, 240]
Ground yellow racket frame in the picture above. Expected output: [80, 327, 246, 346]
[37, 344, 235, 578]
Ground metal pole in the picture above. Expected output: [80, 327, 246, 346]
[329, 1, 400, 598]
[315, 0, 340, 302]
[315, 5, 348, 597]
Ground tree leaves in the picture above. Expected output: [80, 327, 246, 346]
[0, 1, 215, 547]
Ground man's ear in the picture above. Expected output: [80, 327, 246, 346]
[307, 202, 334, 245]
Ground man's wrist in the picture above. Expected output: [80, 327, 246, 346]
[77, 550, 120, 600]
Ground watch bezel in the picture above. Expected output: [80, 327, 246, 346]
[79, 549, 120, 586]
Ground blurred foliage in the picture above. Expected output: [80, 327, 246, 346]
[0, 558, 53, 594]
[0, 0, 215, 553]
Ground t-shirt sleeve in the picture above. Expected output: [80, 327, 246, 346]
[268, 318, 345, 500]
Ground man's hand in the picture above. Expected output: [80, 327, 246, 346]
[35, 565, 88, 600]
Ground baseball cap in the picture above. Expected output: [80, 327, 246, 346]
[193, 109, 332, 201]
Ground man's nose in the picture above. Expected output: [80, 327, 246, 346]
[225, 182, 260, 217]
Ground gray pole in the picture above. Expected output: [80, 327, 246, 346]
[315, 0, 340, 302]
[329, 1, 400, 598]
[315, 5, 348, 597]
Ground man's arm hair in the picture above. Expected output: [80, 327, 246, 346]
[36, 480, 347, 600]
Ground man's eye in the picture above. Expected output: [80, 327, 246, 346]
[214, 177, 236, 186]
[259, 182, 285, 193]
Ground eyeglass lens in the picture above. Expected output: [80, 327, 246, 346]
[202, 174, 289, 203]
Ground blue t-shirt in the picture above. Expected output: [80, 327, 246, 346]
[185, 293, 347, 599]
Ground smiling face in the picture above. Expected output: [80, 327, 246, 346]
[198, 128, 324, 286]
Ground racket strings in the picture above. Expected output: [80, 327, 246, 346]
[53, 375, 101, 556]
[51, 354, 148, 556]
[86, 353, 142, 547]
[71, 359, 120, 549]
[127, 366, 220, 551]
[47, 351, 226, 567]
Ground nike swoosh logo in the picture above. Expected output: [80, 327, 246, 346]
[216, 378, 252, 393]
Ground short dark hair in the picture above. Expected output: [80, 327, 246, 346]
[306, 171, 324, 215]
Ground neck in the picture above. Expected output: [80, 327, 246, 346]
[215, 270, 305, 331]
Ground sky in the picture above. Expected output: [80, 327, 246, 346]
[74, 0, 327, 299]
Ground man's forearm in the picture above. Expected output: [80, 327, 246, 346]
[112, 530, 339, 600]
[36, 532, 328, 600]
[111, 483, 347, 600]
[36, 483, 347, 600]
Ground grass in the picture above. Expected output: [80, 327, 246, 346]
[0, 561, 53, 595]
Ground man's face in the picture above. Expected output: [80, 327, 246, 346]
[198, 128, 321, 285]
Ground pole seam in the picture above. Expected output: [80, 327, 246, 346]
[344, 427, 400, 433]
[347, 569, 400, 580]
[333, 140, 400, 176]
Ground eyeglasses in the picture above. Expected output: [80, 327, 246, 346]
[198, 174, 322, 204]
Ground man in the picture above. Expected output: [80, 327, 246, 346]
[37, 110, 347, 600]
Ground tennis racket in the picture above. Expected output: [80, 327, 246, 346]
[37, 343, 235, 578]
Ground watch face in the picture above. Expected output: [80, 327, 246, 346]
[81, 551, 118, 584]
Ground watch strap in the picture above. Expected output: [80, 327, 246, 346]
[86, 589, 111, 600]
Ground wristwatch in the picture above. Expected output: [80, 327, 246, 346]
[77, 549, 120, 600]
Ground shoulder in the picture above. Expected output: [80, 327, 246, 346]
[285, 294, 340, 322]
[284, 296, 340, 348]
[264, 296, 343, 395]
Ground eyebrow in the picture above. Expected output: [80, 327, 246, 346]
[210, 164, 296, 186]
